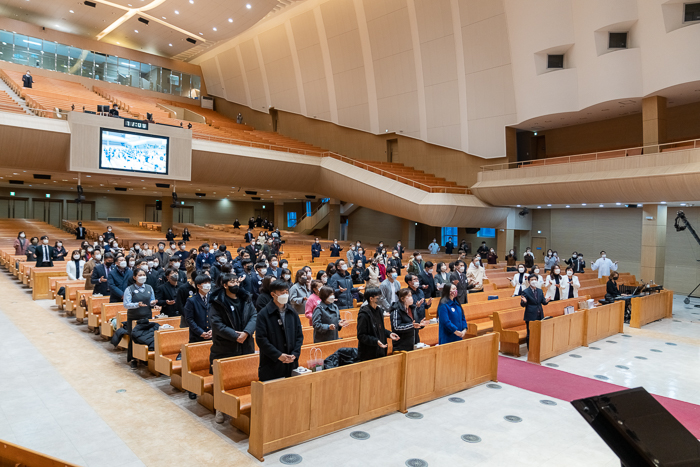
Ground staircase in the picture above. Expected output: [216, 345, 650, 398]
[293, 203, 331, 235]
[0, 78, 33, 116]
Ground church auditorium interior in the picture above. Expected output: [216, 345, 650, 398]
[1, 1, 700, 466]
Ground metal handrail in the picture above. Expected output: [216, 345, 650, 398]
[480, 138, 700, 172]
[298, 200, 328, 223]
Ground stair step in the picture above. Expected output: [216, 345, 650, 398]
[0, 77, 34, 116]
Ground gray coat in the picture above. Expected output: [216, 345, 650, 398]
[312, 301, 342, 343]
[378, 278, 401, 312]
[289, 282, 311, 314]
[328, 271, 355, 309]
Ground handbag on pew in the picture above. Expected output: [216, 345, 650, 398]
[308, 348, 323, 372]
[57, 286, 66, 298]
[80, 294, 87, 309]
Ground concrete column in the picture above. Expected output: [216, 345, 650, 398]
[327, 199, 341, 240]
[274, 201, 285, 230]
[401, 219, 416, 250]
[160, 199, 173, 232]
[496, 229, 515, 260]
[640, 204, 667, 284]
[642, 96, 667, 153]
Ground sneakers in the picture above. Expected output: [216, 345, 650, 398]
[215, 410, 225, 424]
[188, 392, 197, 400]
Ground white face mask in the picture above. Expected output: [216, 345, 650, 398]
[94, 253, 102, 261]
[441, 266, 447, 272]
[416, 256, 422, 261]
[147, 261, 154, 268]
[137, 275, 147, 284]
[277, 293, 289, 304]
[119, 261, 127, 268]
[42, 239, 49, 244]
[567, 271, 573, 276]
[283, 274, 291, 281]
[322, 277, 328, 284]
[602, 254, 606, 258]
[259, 268, 267, 276]
[141, 265, 149, 272]
[572, 254, 577, 259]
[99, 237, 104, 242]
[518, 267, 525, 273]
[459, 266, 465, 272]
[412, 281, 420, 288]
[554, 268, 560, 274]
[181, 245, 187, 250]
[173, 262, 180, 269]
[341, 264, 348, 271]
[510, 250, 514, 254]
[218, 257, 227, 264]
[108, 228, 112, 232]
[327, 295, 335, 303]
[73, 255, 81, 260]
[134, 246, 140, 250]
[19, 233, 25, 238]
[534, 268, 540, 274]
[129, 261, 135, 267]
[201, 283, 211, 292]
[271, 261, 278, 267]
[530, 281, 538, 288]
[153, 261, 159, 268]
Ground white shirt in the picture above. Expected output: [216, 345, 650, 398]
[591, 257, 618, 279]
[42, 245, 50, 262]
[428, 242, 440, 254]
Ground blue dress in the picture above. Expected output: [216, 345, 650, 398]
[438, 299, 467, 345]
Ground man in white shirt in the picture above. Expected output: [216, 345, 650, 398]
[428, 239, 440, 255]
[35, 236, 54, 267]
[591, 250, 618, 279]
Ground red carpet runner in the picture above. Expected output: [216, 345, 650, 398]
[497, 356, 700, 438]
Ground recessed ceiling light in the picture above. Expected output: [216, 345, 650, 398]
[69, 9, 74, 13]
[190, 0, 194, 3]
[599, 204, 604, 207]
[246, 3, 251, 8]
[660, 201, 667, 204]
[582, 203, 586, 206]
[228, 18, 233, 22]
[516, 205, 521, 207]
[199, 32, 203, 35]
[213, 27, 217, 31]
[162, 16, 166, 19]
[547, 204, 552, 207]
[565, 205, 570, 208]
[175, 10, 179, 14]
[116, 42, 120, 44]
[681, 203, 687, 206]
[169, 43, 172, 46]
[537, 206, 542, 209]
[134, 29, 138, 33]
[615, 202, 621, 206]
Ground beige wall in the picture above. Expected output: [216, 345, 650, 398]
[347, 207, 403, 245]
[213, 97, 274, 132]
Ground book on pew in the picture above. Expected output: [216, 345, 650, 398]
[488, 295, 499, 300]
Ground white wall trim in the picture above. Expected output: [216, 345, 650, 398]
[235, 46, 252, 108]
[405, 0, 428, 141]
[353, 0, 380, 134]
[285, 19, 308, 116]
[253, 36, 272, 109]
[214, 55, 228, 100]
[313, 5, 339, 123]
[450, 0, 470, 152]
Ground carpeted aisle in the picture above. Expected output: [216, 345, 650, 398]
[498, 356, 700, 438]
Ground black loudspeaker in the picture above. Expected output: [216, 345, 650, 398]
[155, 200, 162, 211]
[572, 387, 700, 467]
[465, 228, 480, 234]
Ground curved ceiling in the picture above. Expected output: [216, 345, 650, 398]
[0, 0, 303, 60]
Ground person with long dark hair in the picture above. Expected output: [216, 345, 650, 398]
[438, 284, 468, 344]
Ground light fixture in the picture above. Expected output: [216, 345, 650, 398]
[169, 43, 172, 46]
[537, 206, 542, 209]
[134, 29, 138, 33]
[246, 3, 251, 8]
[534, 132, 538, 136]
[582, 203, 586, 206]
[681, 203, 687, 206]
[615, 202, 621, 206]
[162, 16, 166, 19]
[566, 205, 570, 208]
[175, 9, 179, 14]
[547, 204, 552, 207]
[213, 27, 217, 31]
[660, 201, 667, 204]
[199, 32, 203, 35]
[516, 204, 521, 207]
[599, 204, 604, 207]
[228, 18, 233, 22]
[537, 230, 542, 234]
[69, 9, 74, 13]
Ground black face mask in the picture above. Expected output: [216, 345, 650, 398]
[105, 262, 114, 268]
[228, 285, 240, 295]
[169, 276, 178, 283]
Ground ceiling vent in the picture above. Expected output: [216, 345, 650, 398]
[33, 174, 51, 180]
[84, 1, 96, 7]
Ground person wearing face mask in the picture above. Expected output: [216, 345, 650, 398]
[523, 247, 535, 269]
[511, 264, 529, 296]
[438, 284, 468, 344]
[209, 272, 256, 366]
[33, 235, 54, 268]
[246, 239, 262, 263]
[265, 256, 282, 279]
[564, 251, 586, 274]
[152, 242, 169, 266]
[506, 249, 517, 271]
[562, 267, 580, 299]
[244, 229, 254, 244]
[165, 227, 176, 242]
[245, 262, 268, 306]
[161, 257, 186, 286]
[91, 252, 113, 297]
[14, 231, 29, 256]
[544, 249, 557, 272]
[428, 238, 440, 255]
[106, 255, 131, 303]
[375, 242, 385, 255]
[280, 268, 293, 288]
[195, 243, 215, 270]
[352, 259, 366, 285]
[434, 262, 450, 293]
[156, 267, 181, 317]
[346, 244, 357, 265]
[544, 266, 564, 301]
[260, 238, 273, 259]
[123, 268, 158, 366]
[172, 241, 189, 271]
[312, 286, 350, 343]
[83, 248, 102, 291]
[606, 272, 622, 298]
[182, 275, 213, 349]
[466, 256, 486, 293]
[520, 275, 551, 349]
[255, 280, 304, 381]
[407, 251, 425, 275]
[355, 247, 368, 268]
[130, 242, 142, 257]
[103, 225, 116, 242]
[394, 240, 405, 260]
[311, 237, 324, 263]
[387, 249, 405, 277]
[391, 288, 428, 352]
[378, 266, 401, 312]
[476, 241, 489, 257]
[210, 252, 229, 285]
[304, 280, 323, 326]
[145, 257, 162, 288]
[289, 270, 311, 314]
[418, 261, 437, 298]
[445, 237, 455, 255]
[528, 265, 545, 289]
[328, 259, 361, 310]
[356, 288, 400, 361]
[452, 260, 477, 303]
[329, 239, 343, 257]
[362, 259, 380, 289]
[406, 274, 432, 343]
[592, 251, 618, 279]
[486, 248, 498, 265]
[66, 250, 85, 281]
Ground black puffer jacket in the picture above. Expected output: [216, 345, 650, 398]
[131, 319, 160, 350]
[209, 287, 257, 357]
[356, 302, 391, 362]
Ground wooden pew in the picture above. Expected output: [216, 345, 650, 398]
[31, 268, 67, 300]
[463, 297, 522, 337]
[0, 438, 81, 467]
[132, 317, 183, 373]
[181, 341, 215, 410]
[154, 328, 189, 390]
[79, 294, 108, 324]
[53, 279, 83, 310]
[213, 354, 258, 434]
[630, 290, 673, 329]
[585, 300, 624, 345]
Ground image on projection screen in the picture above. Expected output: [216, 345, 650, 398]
[99, 129, 169, 174]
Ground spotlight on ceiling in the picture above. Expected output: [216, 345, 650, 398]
[518, 207, 530, 217]
[84, 0, 96, 7]
[138, 17, 149, 25]
[186, 38, 196, 44]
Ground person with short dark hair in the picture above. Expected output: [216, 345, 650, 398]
[407, 251, 425, 275]
[357, 287, 399, 361]
[328, 259, 361, 309]
[521, 275, 550, 349]
[255, 280, 304, 381]
[445, 237, 454, 255]
[195, 243, 215, 270]
[391, 288, 427, 352]
[176, 270, 198, 328]
[183, 275, 212, 343]
[156, 268, 181, 317]
[312, 286, 349, 343]
[91, 252, 112, 296]
[35, 236, 54, 267]
[418, 261, 437, 298]
[107, 255, 131, 303]
[123, 267, 157, 366]
[109, 104, 119, 117]
[103, 225, 116, 242]
[75, 222, 86, 240]
[476, 241, 489, 257]
[329, 239, 343, 257]
[311, 237, 323, 263]
[165, 228, 176, 242]
[22, 70, 33, 88]
[52, 240, 67, 262]
[289, 270, 311, 314]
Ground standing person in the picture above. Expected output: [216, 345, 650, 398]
[233, 218, 241, 230]
[209, 273, 256, 365]
[466, 256, 487, 292]
[75, 222, 86, 240]
[328, 259, 359, 310]
[418, 261, 437, 298]
[505, 249, 517, 270]
[66, 250, 85, 281]
[562, 267, 580, 299]
[346, 244, 356, 265]
[395, 240, 405, 260]
[544, 266, 564, 301]
[445, 237, 455, 255]
[245, 262, 268, 305]
[156, 268, 181, 317]
[22, 70, 33, 88]
[357, 288, 399, 361]
[91, 253, 113, 297]
[352, 259, 366, 286]
[459, 239, 469, 255]
[173, 241, 189, 270]
[529, 265, 545, 289]
[355, 247, 367, 267]
[451, 260, 475, 304]
[434, 262, 450, 294]
[183, 275, 213, 345]
[521, 275, 550, 349]
[486, 248, 498, 265]
[181, 228, 191, 241]
[289, 270, 311, 314]
[305, 280, 322, 326]
[428, 238, 440, 255]
[391, 289, 427, 352]
[35, 236, 54, 268]
[476, 241, 489, 257]
[265, 256, 281, 279]
[248, 217, 255, 230]
[244, 229, 254, 243]
[176, 271, 198, 327]
[312, 286, 349, 343]
[255, 280, 304, 382]
[406, 251, 425, 275]
[195, 243, 215, 270]
[564, 251, 585, 274]
[103, 225, 115, 242]
[523, 247, 535, 269]
[165, 228, 176, 242]
[376, 241, 385, 255]
[438, 284, 468, 345]
[378, 267, 401, 311]
[14, 231, 28, 256]
[311, 237, 323, 263]
[363, 259, 381, 289]
[544, 249, 556, 272]
[123, 268, 157, 367]
[406, 274, 431, 345]
[154, 242, 170, 266]
[591, 251, 618, 279]
[83, 249, 102, 291]
[387, 250, 404, 277]
[107, 256, 131, 303]
[329, 239, 343, 257]
[511, 264, 529, 296]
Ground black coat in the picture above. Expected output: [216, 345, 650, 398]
[244, 232, 254, 243]
[520, 286, 549, 322]
[390, 301, 416, 352]
[75, 227, 86, 239]
[311, 242, 322, 258]
[418, 270, 437, 298]
[131, 319, 159, 350]
[328, 271, 355, 309]
[91, 263, 110, 297]
[445, 242, 454, 254]
[255, 301, 304, 382]
[34, 244, 54, 267]
[329, 243, 343, 257]
[22, 74, 33, 88]
[245, 244, 259, 262]
[176, 282, 197, 327]
[156, 281, 180, 317]
[183, 292, 211, 342]
[256, 291, 272, 311]
[387, 257, 404, 276]
[356, 303, 391, 362]
[209, 288, 257, 358]
[607, 279, 620, 297]
[244, 272, 266, 304]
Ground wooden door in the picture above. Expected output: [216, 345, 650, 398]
[531, 237, 547, 263]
